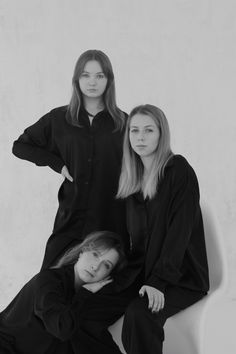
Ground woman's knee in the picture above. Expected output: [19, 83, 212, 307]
[125, 297, 147, 323]
[124, 297, 164, 329]
[122, 297, 165, 352]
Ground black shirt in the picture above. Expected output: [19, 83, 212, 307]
[0, 265, 90, 354]
[126, 155, 209, 296]
[12, 106, 127, 239]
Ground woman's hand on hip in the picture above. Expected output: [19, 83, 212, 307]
[139, 285, 165, 312]
[61, 165, 73, 182]
[82, 277, 113, 293]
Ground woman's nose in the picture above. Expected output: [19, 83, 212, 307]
[91, 263, 99, 271]
[138, 132, 145, 140]
[89, 77, 96, 85]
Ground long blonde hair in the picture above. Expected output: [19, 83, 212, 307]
[117, 104, 173, 199]
[67, 49, 125, 130]
[52, 231, 126, 273]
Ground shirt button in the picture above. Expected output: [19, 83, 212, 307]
[85, 182, 89, 185]
[88, 158, 92, 162]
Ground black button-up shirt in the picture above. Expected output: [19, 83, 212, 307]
[12, 106, 128, 240]
[126, 155, 209, 297]
[0, 265, 90, 353]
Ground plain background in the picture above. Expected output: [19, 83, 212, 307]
[0, 1, 235, 353]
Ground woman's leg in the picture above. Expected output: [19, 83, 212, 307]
[122, 287, 205, 354]
[71, 283, 140, 354]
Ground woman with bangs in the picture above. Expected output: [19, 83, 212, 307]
[117, 104, 209, 354]
[12, 49, 128, 269]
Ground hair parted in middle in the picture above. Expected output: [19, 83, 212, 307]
[117, 104, 173, 200]
[67, 49, 126, 130]
[52, 230, 127, 273]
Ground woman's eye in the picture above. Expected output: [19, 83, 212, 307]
[92, 252, 99, 258]
[104, 262, 111, 270]
[80, 73, 89, 78]
[145, 129, 153, 133]
[130, 129, 138, 133]
[97, 74, 105, 79]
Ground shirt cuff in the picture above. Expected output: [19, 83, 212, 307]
[145, 275, 167, 293]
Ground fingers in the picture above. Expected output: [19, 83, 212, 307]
[139, 286, 145, 297]
[139, 285, 165, 313]
[101, 278, 113, 286]
[64, 170, 73, 182]
[61, 165, 73, 182]
[152, 293, 165, 313]
[151, 293, 165, 313]
[66, 174, 73, 182]
[147, 293, 158, 312]
[102, 276, 112, 282]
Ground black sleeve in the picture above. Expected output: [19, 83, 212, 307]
[34, 271, 88, 341]
[12, 111, 64, 173]
[146, 160, 200, 292]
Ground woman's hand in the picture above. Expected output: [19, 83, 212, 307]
[139, 285, 165, 312]
[82, 277, 113, 293]
[61, 165, 73, 182]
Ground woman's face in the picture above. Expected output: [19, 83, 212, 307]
[129, 113, 160, 160]
[74, 247, 119, 283]
[79, 60, 108, 99]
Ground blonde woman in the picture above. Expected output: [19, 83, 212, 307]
[117, 104, 209, 354]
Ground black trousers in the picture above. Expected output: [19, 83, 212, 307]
[122, 286, 205, 354]
[72, 285, 205, 354]
[71, 283, 140, 354]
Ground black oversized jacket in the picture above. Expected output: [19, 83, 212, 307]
[12, 106, 128, 241]
[0, 265, 90, 353]
[125, 155, 209, 297]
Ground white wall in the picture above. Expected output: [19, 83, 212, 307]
[0, 0, 235, 352]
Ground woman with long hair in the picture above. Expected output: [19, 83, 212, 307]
[12, 49, 127, 269]
[0, 231, 127, 354]
[117, 104, 209, 354]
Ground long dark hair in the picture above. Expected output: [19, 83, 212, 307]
[67, 49, 126, 130]
[52, 231, 127, 273]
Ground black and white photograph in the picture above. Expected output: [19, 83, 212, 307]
[0, 1, 235, 353]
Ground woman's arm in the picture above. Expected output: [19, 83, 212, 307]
[146, 159, 200, 292]
[12, 111, 64, 173]
[34, 270, 88, 341]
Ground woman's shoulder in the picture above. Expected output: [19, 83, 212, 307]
[8, 269, 64, 300]
[48, 105, 68, 120]
[49, 105, 68, 115]
[167, 154, 194, 173]
[166, 154, 198, 185]
[168, 154, 189, 167]
[35, 265, 73, 289]
[35, 268, 62, 285]
[38, 105, 69, 129]
[36, 105, 68, 123]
